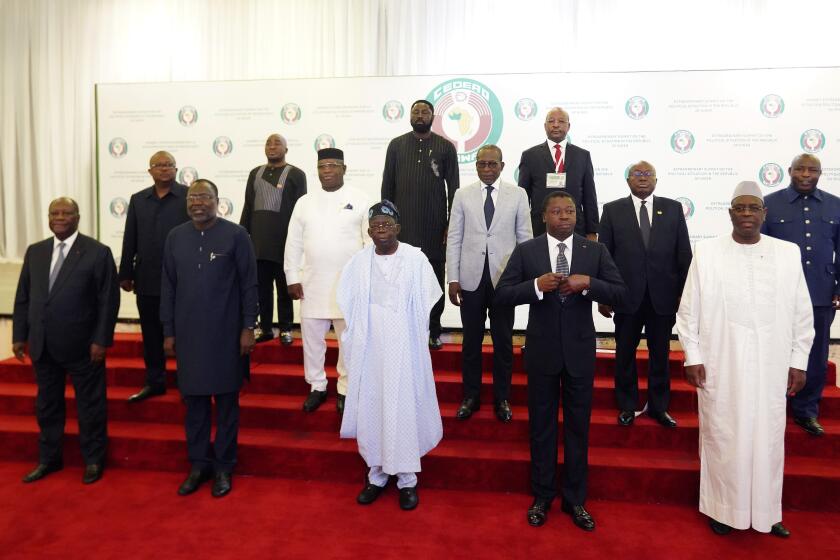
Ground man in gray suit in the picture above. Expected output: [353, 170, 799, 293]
[447, 145, 532, 422]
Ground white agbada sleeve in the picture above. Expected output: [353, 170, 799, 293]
[283, 199, 306, 285]
[676, 251, 704, 367]
[789, 263, 815, 371]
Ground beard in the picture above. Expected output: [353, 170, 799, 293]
[411, 120, 432, 134]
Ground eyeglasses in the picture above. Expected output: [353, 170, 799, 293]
[150, 162, 175, 169]
[369, 223, 397, 231]
[187, 193, 214, 202]
[630, 170, 655, 178]
[317, 163, 343, 170]
[476, 160, 501, 169]
[731, 204, 764, 214]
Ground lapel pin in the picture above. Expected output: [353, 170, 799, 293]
[656, 210, 663, 215]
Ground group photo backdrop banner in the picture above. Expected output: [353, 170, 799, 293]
[96, 67, 840, 332]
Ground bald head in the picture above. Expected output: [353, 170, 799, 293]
[149, 151, 175, 167]
[789, 153, 822, 194]
[544, 107, 570, 143]
[265, 134, 288, 165]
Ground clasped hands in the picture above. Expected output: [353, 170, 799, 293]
[537, 273, 589, 296]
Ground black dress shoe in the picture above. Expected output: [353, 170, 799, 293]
[211, 472, 232, 497]
[22, 463, 62, 483]
[178, 469, 212, 496]
[127, 385, 166, 403]
[82, 464, 103, 484]
[429, 337, 443, 350]
[279, 331, 294, 346]
[495, 400, 513, 423]
[255, 332, 274, 343]
[794, 416, 825, 436]
[618, 410, 635, 426]
[770, 522, 790, 538]
[561, 503, 595, 531]
[455, 397, 480, 420]
[399, 486, 418, 510]
[650, 411, 678, 428]
[709, 518, 732, 535]
[357, 481, 386, 505]
[527, 498, 551, 527]
[302, 390, 328, 412]
[337, 394, 346, 415]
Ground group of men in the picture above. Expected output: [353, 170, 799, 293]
[10, 97, 838, 536]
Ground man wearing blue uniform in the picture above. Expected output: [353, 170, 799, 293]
[762, 153, 840, 436]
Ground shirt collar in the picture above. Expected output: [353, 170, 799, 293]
[54, 230, 79, 251]
[784, 184, 822, 202]
[483, 178, 500, 189]
[145, 185, 183, 199]
[630, 193, 653, 206]
[546, 138, 569, 151]
[546, 231, 573, 248]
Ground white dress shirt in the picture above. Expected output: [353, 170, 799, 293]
[630, 193, 655, 227]
[545, 138, 568, 172]
[534, 231, 574, 299]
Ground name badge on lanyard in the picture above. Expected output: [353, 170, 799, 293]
[546, 172, 566, 189]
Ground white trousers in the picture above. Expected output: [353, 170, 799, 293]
[301, 318, 347, 395]
[368, 466, 417, 489]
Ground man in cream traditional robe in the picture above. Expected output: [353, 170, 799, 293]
[676, 181, 813, 537]
[284, 148, 371, 413]
[338, 201, 443, 511]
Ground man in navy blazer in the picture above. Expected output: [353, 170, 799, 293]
[518, 107, 599, 240]
[495, 191, 625, 532]
[12, 198, 120, 485]
[598, 161, 692, 428]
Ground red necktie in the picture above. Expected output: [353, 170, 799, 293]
[554, 144, 564, 172]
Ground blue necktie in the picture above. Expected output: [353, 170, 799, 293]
[484, 185, 495, 229]
[49, 242, 66, 292]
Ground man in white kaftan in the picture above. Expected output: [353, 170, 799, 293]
[338, 200, 443, 510]
[676, 181, 813, 537]
[284, 148, 371, 413]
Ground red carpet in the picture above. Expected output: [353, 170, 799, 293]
[0, 462, 837, 560]
[0, 333, 839, 557]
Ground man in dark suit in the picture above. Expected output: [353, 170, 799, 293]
[598, 161, 692, 428]
[518, 107, 599, 240]
[12, 198, 120, 484]
[495, 191, 625, 532]
[119, 151, 189, 402]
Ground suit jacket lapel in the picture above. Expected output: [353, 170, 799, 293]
[474, 184, 488, 232]
[623, 196, 646, 248]
[37, 240, 53, 296]
[534, 234, 552, 275]
[48, 236, 86, 298]
[539, 143, 555, 172]
[488, 183, 507, 231]
[569, 234, 588, 275]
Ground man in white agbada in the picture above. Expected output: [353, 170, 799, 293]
[284, 148, 372, 414]
[338, 200, 443, 511]
[676, 180, 813, 538]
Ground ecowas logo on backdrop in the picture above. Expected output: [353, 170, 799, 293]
[313, 134, 335, 151]
[670, 130, 695, 154]
[759, 94, 784, 118]
[213, 136, 233, 158]
[759, 163, 784, 188]
[178, 167, 199, 186]
[109, 197, 128, 218]
[108, 137, 128, 158]
[382, 100, 404, 122]
[427, 78, 503, 164]
[178, 106, 198, 127]
[281, 103, 302, 124]
[800, 129, 826, 153]
[514, 98, 538, 121]
[675, 197, 695, 220]
[625, 96, 649, 120]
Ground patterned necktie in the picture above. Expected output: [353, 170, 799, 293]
[49, 242, 66, 292]
[484, 184, 495, 229]
[553, 144, 563, 172]
[555, 242, 569, 302]
[639, 200, 651, 249]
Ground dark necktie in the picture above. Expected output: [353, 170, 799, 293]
[639, 200, 651, 249]
[49, 242, 66, 292]
[555, 242, 569, 302]
[484, 185, 495, 229]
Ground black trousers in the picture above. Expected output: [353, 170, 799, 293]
[136, 294, 166, 389]
[34, 348, 108, 467]
[183, 391, 240, 473]
[257, 259, 294, 333]
[528, 369, 593, 507]
[460, 262, 514, 402]
[613, 290, 674, 415]
[429, 258, 445, 339]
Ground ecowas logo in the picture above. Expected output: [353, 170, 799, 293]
[281, 103, 302, 124]
[514, 98, 538, 121]
[382, 100, 404, 122]
[108, 137, 128, 158]
[800, 129, 826, 153]
[759, 94, 784, 118]
[675, 197, 695, 220]
[313, 134, 335, 151]
[427, 78, 503, 164]
[213, 136, 233, 158]
[178, 167, 199, 186]
[178, 105, 198, 127]
[670, 130, 695, 154]
[625, 96, 649, 120]
[758, 163, 784, 188]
